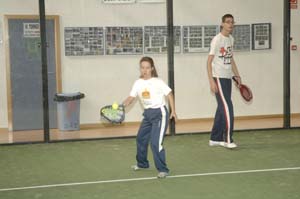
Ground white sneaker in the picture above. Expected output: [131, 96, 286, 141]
[131, 165, 148, 171]
[157, 172, 169, 178]
[223, 142, 237, 149]
[209, 140, 225, 146]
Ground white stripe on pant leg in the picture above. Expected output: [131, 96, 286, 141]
[158, 107, 167, 152]
[216, 78, 231, 144]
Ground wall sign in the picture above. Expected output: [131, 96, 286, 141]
[252, 23, 272, 50]
[23, 23, 40, 38]
[232, 24, 251, 51]
[183, 25, 219, 53]
[144, 26, 181, 54]
[105, 26, 143, 55]
[64, 27, 104, 56]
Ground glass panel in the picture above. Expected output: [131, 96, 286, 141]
[1, 1, 296, 144]
[44, 0, 168, 141]
[291, 7, 300, 127]
[0, 2, 43, 144]
[173, 0, 284, 135]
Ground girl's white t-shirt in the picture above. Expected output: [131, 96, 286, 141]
[130, 78, 171, 109]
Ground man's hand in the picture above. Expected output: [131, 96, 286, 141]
[209, 79, 218, 93]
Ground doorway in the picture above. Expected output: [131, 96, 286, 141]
[5, 15, 61, 131]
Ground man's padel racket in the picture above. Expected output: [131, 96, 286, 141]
[232, 76, 253, 102]
[100, 104, 125, 124]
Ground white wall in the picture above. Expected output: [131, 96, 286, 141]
[0, 0, 299, 128]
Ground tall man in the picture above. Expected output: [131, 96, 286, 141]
[207, 14, 241, 149]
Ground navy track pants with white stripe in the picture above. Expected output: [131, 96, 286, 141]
[136, 106, 169, 173]
[211, 78, 234, 143]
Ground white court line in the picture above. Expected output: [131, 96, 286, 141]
[0, 167, 299, 192]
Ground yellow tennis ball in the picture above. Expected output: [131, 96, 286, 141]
[112, 103, 118, 110]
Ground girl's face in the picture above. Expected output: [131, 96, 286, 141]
[140, 61, 153, 80]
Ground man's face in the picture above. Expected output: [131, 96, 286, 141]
[222, 17, 235, 33]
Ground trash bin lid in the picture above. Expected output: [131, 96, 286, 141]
[54, 92, 85, 102]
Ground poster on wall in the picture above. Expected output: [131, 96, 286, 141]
[182, 25, 219, 53]
[252, 23, 272, 50]
[144, 26, 181, 54]
[64, 27, 104, 56]
[231, 24, 251, 51]
[105, 26, 143, 55]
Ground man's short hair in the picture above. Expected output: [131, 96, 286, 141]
[222, 14, 234, 22]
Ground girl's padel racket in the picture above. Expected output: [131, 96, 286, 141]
[100, 104, 125, 124]
[232, 76, 253, 102]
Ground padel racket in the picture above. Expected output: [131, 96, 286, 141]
[232, 76, 253, 102]
[100, 104, 125, 124]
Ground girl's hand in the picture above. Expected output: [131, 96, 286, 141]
[169, 112, 178, 122]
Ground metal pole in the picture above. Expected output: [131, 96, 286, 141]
[283, 0, 291, 128]
[166, 0, 175, 135]
[39, 0, 50, 142]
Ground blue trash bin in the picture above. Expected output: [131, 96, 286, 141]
[54, 92, 85, 131]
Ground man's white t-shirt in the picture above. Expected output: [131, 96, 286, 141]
[209, 33, 234, 79]
[130, 78, 171, 109]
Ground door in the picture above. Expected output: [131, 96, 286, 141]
[6, 16, 61, 131]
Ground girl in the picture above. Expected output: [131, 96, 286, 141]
[123, 56, 177, 178]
